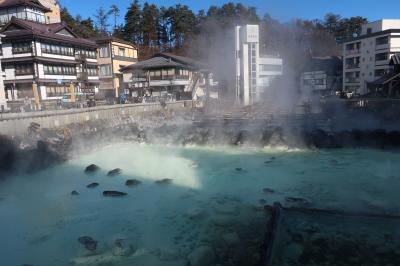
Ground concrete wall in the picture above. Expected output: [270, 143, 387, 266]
[0, 101, 193, 136]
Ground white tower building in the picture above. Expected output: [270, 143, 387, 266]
[235, 25, 282, 105]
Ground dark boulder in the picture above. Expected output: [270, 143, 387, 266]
[71, 190, 79, 196]
[103, 191, 127, 197]
[78, 236, 98, 251]
[125, 179, 142, 187]
[87, 183, 99, 189]
[107, 168, 122, 177]
[155, 178, 173, 185]
[0, 135, 17, 173]
[263, 188, 275, 194]
[85, 164, 100, 174]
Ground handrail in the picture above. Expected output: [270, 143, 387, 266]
[0, 100, 192, 121]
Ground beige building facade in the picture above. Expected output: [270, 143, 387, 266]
[95, 37, 138, 99]
[38, 0, 61, 23]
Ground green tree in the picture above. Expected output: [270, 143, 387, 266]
[124, 0, 142, 45]
[157, 7, 171, 50]
[167, 4, 196, 49]
[141, 3, 159, 48]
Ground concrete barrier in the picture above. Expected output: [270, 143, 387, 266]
[0, 100, 193, 136]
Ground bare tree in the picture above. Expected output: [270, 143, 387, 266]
[108, 4, 120, 33]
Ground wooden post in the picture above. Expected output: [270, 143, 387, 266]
[69, 82, 76, 103]
[32, 82, 40, 110]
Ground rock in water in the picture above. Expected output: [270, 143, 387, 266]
[125, 179, 142, 187]
[187, 246, 215, 266]
[154, 178, 173, 185]
[107, 168, 122, 177]
[285, 197, 310, 206]
[86, 183, 99, 189]
[235, 168, 243, 172]
[113, 239, 134, 257]
[71, 191, 79, 196]
[103, 191, 127, 197]
[84, 164, 100, 174]
[78, 236, 98, 251]
[263, 188, 275, 194]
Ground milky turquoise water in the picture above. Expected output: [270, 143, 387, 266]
[0, 143, 400, 265]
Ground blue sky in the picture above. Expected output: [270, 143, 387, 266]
[60, 0, 400, 24]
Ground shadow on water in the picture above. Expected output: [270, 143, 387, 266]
[1, 143, 400, 265]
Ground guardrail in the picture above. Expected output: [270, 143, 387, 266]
[0, 100, 194, 136]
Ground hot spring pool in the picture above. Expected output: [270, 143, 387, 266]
[1, 143, 400, 265]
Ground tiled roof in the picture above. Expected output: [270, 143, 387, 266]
[121, 56, 186, 71]
[121, 52, 208, 72]
[93, 36, 137, 48]
[0, 0, 51, 12]
[1, 17, 97, 48]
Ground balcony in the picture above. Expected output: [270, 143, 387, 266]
[346, 64, 360, 69]
[376, 43, 390, 51]
[345, 78, 360, 83]
[375, 59, 390, 66]
[345, 49, 361, 56]
[75, 53, 87, 62]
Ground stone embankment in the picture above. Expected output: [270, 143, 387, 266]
[2, 108, 400, 175]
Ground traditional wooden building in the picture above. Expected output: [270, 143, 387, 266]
[0, 17, 99, 109]
[121, 53, 217, 103]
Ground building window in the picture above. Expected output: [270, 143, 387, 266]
[87, 66, 98, 76]
[41, 43, 74, 56]
[376, 36, 389, 46]
[100, 64, 112, 76]
[15, 64, 34, 75]
[99, 46, 110, 58]
[46, 84, 69, 97]
[260, 64, 282, 72]
[43, 64, 77, 75]
[78, 49, 97, 59]
[12, 42, 32, 54]
[375, 53, 389, 62]
[375, 69, 389, 77]
[367, 28, 372, 35]
[119, 47, 126, 57]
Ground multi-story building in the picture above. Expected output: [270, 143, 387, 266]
[343, 19, 400, 96]
[0, 17, 99, 109]
[38, 0, 61, 23]
[0, 0, 51, 27]
[234, 24, 282, 105]
[301, 56, 343, 97]
[121, 53, 216, 103]
[94, 37, 138, 100]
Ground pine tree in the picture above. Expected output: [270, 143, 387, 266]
[124, 0, 142, 45]
[141, 2, 159, 48]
